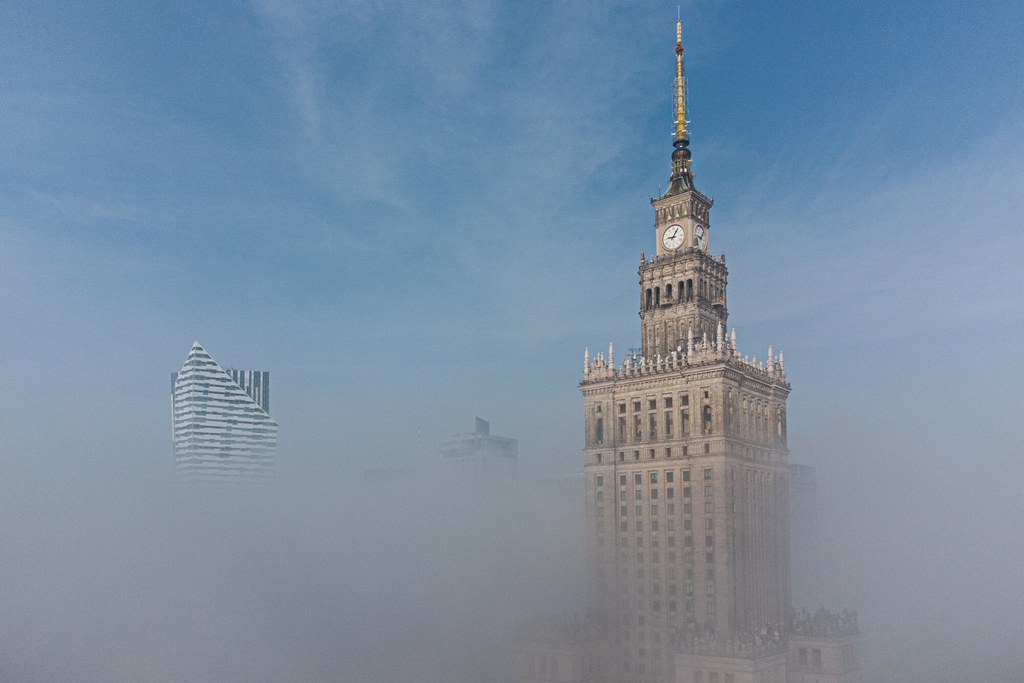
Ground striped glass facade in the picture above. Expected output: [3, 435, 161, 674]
[171, 342, 278, 485]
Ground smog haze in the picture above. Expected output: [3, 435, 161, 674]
[2, 2, 1023, 681]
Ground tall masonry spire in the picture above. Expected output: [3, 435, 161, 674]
[665, 17, 695, 196]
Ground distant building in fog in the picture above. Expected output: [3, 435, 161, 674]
[789, 463, 820, 606]
[171, 341, 277, 485]
[439, 417, 518, 478]
[514, 614, 606, 683]
[363, 417, 518, 485]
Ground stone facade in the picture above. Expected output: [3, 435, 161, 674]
[518, 17, 860, 683]
[582, 260, 792, 683]
[575, 17, 857, 683]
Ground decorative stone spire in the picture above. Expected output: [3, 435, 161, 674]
[609, 342, 615, 369]
[716, 321, 724, 353]
[731, 328, 737, 353]
[663, 17, 695, 197]
[687, 325, 695, 357]
[767, 345, 774, 365]
[584, 347, 590, 378]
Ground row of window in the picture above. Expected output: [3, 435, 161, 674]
[592, 407, 713, 445]
[596, 485, 714, 503]
[596, 468, 712, 487]
[595, 499, 715, 523]
[643, 278, 723, 309]
[606, 395, 690, 412]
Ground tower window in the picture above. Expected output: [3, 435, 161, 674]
[645, 289, 653, 309]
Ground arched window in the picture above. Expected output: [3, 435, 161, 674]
[596, 418, 604, 444]
[646, 289, 653, 309]
[666, 284, 673, 302]
[702, 405, 713, 434]
[687, 279, 693, 301]
[678, 281, 685, 302]
[655, 287, 661, 306]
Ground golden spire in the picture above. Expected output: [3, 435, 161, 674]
[674, 18, 688, 141]
[662, 15, 695, 197]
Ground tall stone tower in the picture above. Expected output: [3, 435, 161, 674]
[580, 19, 792, 683]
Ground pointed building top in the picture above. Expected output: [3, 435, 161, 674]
[674, 19, 687, 142]
[663, 16, 695, 197]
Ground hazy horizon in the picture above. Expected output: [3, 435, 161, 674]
[3, 2, 1023, 681]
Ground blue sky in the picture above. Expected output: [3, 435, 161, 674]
[2, 2, 1023, 678]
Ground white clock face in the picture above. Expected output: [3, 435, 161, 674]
[695, 225, 706, 250]
[662, 224, 685, 250]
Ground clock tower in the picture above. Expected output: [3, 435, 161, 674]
[579, 18, 800, 683]
[640, 21, 727, 359]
